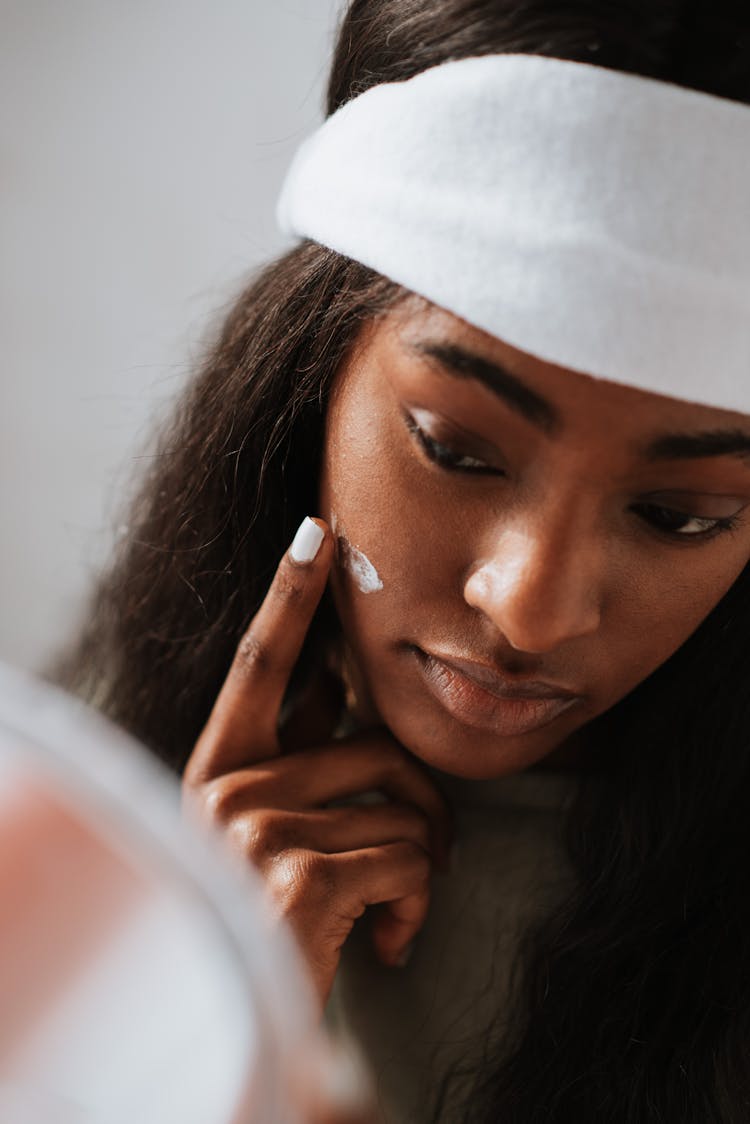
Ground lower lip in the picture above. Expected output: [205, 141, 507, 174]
[414, 651, 579, 737]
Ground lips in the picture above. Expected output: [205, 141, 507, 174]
[413, 648, 581, 736]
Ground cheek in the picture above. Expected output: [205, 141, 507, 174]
[593, 550, 748, 706]
[318, 405, 464, 651]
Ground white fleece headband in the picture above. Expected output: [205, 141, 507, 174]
[277, 53, 750, 415]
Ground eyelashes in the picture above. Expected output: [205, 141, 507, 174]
[404, 412, 500, 474]
[403, 411, 743, 542]
[629, 504, 740, 539]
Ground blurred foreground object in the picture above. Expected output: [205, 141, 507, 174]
[0, 664, 370, 1123]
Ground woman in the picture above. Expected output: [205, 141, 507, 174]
[63, 1, 750, 1120]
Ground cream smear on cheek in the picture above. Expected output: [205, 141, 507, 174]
[331, 513, 384, 593]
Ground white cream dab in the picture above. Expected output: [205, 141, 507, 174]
[342, 540, 384, 593]
[331, 513, 384, 594]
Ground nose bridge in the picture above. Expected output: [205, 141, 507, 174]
[464, 495, 604, 653]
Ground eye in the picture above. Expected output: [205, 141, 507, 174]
[404, 413, 503, 476]
[633, 503, 741, 539]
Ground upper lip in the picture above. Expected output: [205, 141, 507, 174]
[424, 651, 580, 701]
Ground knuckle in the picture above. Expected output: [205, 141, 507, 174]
[235, 630, 271, 677]
[244, 809, 301, 859]
[200, 778, 240, 825]
[273, 563, 306, 606]
[267, 850, 336, 913]
[299, 849, 336, 893]
[226, 812, 275, 865]
[235, 808, 275, 859]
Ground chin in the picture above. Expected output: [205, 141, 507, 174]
[381, 703, 573, 780]
[352, 646, 586, 779]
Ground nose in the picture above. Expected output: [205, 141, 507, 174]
[463, 520, 603, 654]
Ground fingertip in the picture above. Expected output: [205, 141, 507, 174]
[376, 939, 415, 970]
[371, 906, 425, 972]
[394, 940, 415, 968]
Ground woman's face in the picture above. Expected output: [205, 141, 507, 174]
[319, 298, 750, 778]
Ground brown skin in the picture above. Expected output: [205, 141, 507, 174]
[183, 298, 750, 1007]
[182, 521, 450, 1007]
[321, 298, 750, 774]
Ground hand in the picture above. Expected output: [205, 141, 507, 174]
[182, 517, 452, 1006]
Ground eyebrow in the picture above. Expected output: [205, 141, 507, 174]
[409, 339, 750, 466]
[642, 430, 750, 464]
[409, 340, 560, 434]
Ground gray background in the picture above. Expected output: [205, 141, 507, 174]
[1, 1, 341, 671]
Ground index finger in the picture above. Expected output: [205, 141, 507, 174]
[186, 517, 333, 782]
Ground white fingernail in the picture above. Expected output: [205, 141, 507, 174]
[290, 517, 325, 564]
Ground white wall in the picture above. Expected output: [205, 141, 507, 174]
[0, 0, 341, 671]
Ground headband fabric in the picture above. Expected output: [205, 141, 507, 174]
[277, 54, 750, 415]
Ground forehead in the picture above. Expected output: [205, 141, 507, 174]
[360, 296, 750, 438]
